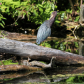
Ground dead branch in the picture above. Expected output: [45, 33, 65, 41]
[22, 57, 56, 69]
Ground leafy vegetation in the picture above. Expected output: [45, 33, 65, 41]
[0, 0, 80, 28]
[0, 59, 18, 65]
[63, 76, 84, 83]
[0, 0, 58, 28]
[41, 40, 79, 53]
[51, 74, 84, 83]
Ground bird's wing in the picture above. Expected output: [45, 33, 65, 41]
[36, 24, 51, 44]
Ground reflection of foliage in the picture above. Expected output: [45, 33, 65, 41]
[52, 74, 84, 83]
[42, 40, 79, 53]
[63, 76, 84, 83]
[66, 76, 75, 82]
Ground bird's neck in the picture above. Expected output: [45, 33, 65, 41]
[49, 15, 56, 27]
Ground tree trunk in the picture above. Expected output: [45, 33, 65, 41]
[0, 38, 84, 65]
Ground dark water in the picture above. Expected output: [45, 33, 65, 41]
[1, 28, 84, 84]
[1, 66, 84, 84]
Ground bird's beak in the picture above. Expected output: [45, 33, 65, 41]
[50, 14, 53, 19]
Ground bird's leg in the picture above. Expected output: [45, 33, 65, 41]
[39, 42, 45, 47]
[40, 43, 42, 46]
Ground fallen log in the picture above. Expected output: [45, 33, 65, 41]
[0, 38, 84, 65]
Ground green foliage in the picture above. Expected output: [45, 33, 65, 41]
[59, 9, 72, 21]
[61, 12, 65, 21]
[65, 48, 71, 52]
[54, 41, 60, 49]
[0, 14, 6, 28]
[66, 9, 72, 13]
[65, 76, 84, 83]
[0, 0, 58, 27]
[74, 16, 80, 22]
[0, 59, 18, 65]
[0, 0, 80, 29]
[42, 41, 51, 48]
[41, 40, 79, 53]
[60, 43, 64, 50]
[74, 42, 79, 48]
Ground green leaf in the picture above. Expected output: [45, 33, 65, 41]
[0, 23, 4, 28]
[39, 7, 43, 14]
[61, 13, 65, 20]
[2, 20, 5, 25]
[33, 10, 38, 16]
[74, 16, 80, 22]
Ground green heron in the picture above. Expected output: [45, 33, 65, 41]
[36, 11, 58, 44]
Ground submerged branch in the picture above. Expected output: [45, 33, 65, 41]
[0, 64, 42, 72]
[0, 57, 56, 72]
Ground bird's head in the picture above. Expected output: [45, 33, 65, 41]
[49, 11, 58, 27]
[50, 11, 58, 19]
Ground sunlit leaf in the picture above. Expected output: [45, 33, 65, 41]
[0, 23, 4, 28]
